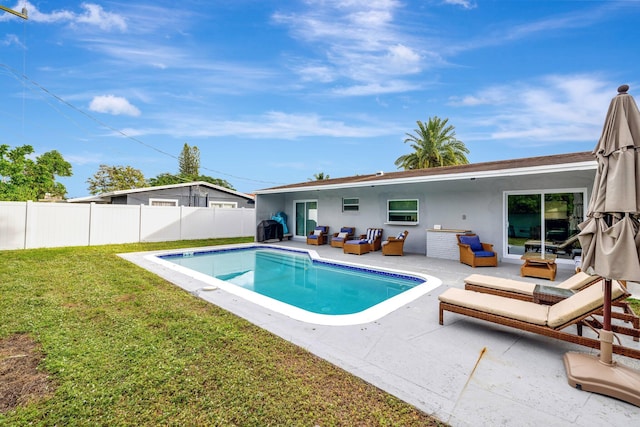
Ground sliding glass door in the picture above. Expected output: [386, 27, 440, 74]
[506, 190, 585, 260]
[294, 200, 318, 238]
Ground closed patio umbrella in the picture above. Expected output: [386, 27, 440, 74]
[564, 85, 640, 406]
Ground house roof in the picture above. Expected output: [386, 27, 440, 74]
[255, 151, 596, 194]
[68, 181, 255, 203]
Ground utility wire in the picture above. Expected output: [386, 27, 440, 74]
[0, 63, 284, 186]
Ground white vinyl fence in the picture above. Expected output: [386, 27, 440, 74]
[0, 201, 256, 250]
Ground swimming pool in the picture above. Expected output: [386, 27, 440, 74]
[142, 244, 441, 326]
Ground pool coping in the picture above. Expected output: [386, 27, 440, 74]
[119, 241, 640, 425]
[129, 243, 442, 326]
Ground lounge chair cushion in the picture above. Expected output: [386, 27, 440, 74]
[474, 250, 495, 258]
[340, 227, 352, 233]
[464, 274, 536, 296]
[438, 288, 549, 325]
[556, 271, 598, 290]
[547, 280, 625, 328]
[346, 239, 368, 245]
[459, 235, 483, 252]
[396, 232, 405, 239]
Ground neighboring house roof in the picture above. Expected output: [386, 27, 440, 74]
[255, 151, 596, 194]
[68, 181, 255, 203]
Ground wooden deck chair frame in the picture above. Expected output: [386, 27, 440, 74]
[439, 287, 640, 359]
[463, 274, 639, 342]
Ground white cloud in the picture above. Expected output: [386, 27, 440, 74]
[443, 0, 477, 10]
[454, 75, 615, 143]
[1, 34, 24, 48]
[272, 0, 426, 94]
[119, 110, 401, 140]
[89, 95, 141, 116]
[3, 2, 126, 31]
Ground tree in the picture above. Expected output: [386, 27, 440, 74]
[309, 172, 330, 181]
[178, 143, 200, 178]
[86, 165, 146, 195]
[394, 117, 469, 170]
[147, 172, 235, 190]
[150, 143, 235, 190]
[0, 144, 72, 201]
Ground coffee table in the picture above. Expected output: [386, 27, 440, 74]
[520, 252, 557, 281]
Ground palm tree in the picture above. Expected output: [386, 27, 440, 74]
[395, 117, 469, 170]
[309, 172, 330, 181]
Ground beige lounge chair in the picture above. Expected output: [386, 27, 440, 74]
[463, 272, 639, 341]
[438, 281, 640, 359]
[524, 233, 580, 254]
[463, 271, 599, 301]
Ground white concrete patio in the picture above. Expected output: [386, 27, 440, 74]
[122, 241, 640, 426]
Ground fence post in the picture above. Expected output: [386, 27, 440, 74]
[88, 202, 94, 246]
[23, 201, 30, 249]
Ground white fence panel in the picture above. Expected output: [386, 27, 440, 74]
[213, 208, 251, 238]
[140, 206, 182, 242]
[89, 204, 141, 245]
[0, 202, 256, 250]
[26, 202, 91, 248]
[0, 202, 27, 250]
[181, 207, 215, 240]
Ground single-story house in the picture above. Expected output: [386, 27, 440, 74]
[253, 151, 596, 267]
[68, 181, 255, 208]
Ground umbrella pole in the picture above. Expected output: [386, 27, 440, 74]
[564, 277, 640, 406]
[600, 278, 613, 365]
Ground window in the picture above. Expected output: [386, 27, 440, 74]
[387, 199, 418, 224]
[342, 197, 359, 212]
[149, 198, 178, 207]
[209, 201, 238, 208]
[505, 190, 586, 261]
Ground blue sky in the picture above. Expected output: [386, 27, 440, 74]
[1, 1, 639, 198]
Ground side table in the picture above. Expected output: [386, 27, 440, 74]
[533, 284, 575, 305]
[521, 253, 557, 281]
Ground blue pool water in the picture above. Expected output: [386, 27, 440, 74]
[160, 247, 424, 316]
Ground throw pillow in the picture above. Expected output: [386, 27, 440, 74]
[313, 229, 323, 236]
[337, 232, 348, 239]
[459, 235, 483, 252]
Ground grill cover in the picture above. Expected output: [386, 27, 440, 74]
[257, 220, 283, 242]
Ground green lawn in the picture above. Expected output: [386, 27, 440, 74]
[0, 238, 446, 426]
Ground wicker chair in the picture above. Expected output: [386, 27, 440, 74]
[343, 228, 383, 255]
[330, 227, 355, 248]
[306, 225, 330, 245]
[382, 230, 409, 256]
[456, 234, 497, 267]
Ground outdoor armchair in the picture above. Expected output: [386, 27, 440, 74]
[330, 227, 355, 248]
[343, 228, 383, 255]
[382, 230, 409, 256]
[306, 225, 330, 245]
[456, 234, 497, 267]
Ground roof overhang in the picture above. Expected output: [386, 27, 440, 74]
[254, 160, 597, 195]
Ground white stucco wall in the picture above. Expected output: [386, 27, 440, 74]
[254, 167, 594, 263]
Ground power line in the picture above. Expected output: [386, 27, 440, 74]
[0, 63, 284, 186]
